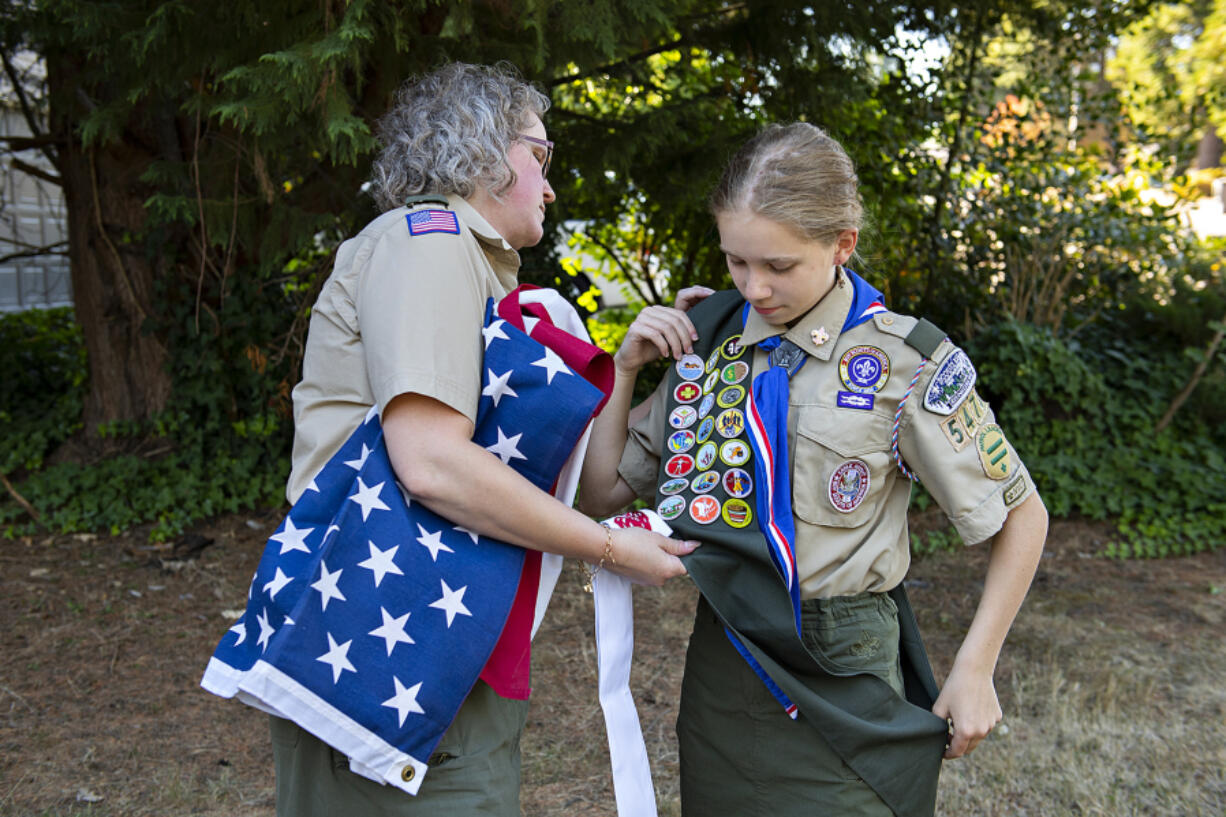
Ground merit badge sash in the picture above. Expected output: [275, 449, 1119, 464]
[655, 287, 948, 817]
[201, 286, 611, 794]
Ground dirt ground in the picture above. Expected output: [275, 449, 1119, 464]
[1, 510, 1224, 817]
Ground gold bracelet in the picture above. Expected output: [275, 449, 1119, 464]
[582, 525, 616, 594]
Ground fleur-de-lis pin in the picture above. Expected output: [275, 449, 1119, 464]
[811, 326, 830, 346]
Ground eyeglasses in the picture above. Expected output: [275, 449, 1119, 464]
[520, 134, 554, 179]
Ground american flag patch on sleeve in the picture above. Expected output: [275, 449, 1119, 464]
[406, 209, 460, 236]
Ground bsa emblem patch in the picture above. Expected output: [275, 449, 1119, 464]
[837, 391, 874, 411]
[838, 346, 891, 394]
[695, 441, 718, 471]
[721, 361, 750, 385]
[976, 423, 1011, 480]
[717, 385, 745, 408]
[689, 495, 721, 525]
[829, 459, 871, 513]
[669, 405, 698, 429]
[660, 477, 689, 496]
[674, 382, 701, 404]
[716, 408, 745, 438]
[696, 416, 715, 444]
[722, 498, 753, 529]
[719, 439, 751, 467]
[721, 335, 746, 360]
[691, 471, 720, 494]
[924, 348, 976, 415]
[667, 429, 696, 454]
[665, 454, 695, 478]
[676, 354, 705, 381]
[657, 495, 686, 521]
[406, 209, 460, 236]
[1002, 474, 1028, 507]
[723, 468, 753, 498]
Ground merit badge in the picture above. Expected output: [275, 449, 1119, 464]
[676, 354, 706, 381]
[723, 468, 753, 498]
[674, 382, 701, 404]
[810, 326, 830, 347]
[406, 208, 460, 236]
[1003, 474, 1027, 507]
[719, 439, 751, 467]
[657, 495, 686, 521]
[924, 348, 976, 415]
[839, 346, 891, 394]
[695, 441, 718, 471]
[721, 335, 746, 360]
[976, 423, 1011, 480]
[705, 348, 722, 374]
[722, 498, 753, 529]
[837, 391, 875, 411]
[940, 414, 972, 451]
[689, 495, 721, 525]
[669, 405, 698, 429]
[703, 371, 720, 395]
[665, 453, 695, 478]
[721, 361, 750, 385]
[829, 459, 871, 513]
[716, 408, 745, 438]
[717, 385, 746, 409]
[696, 415, 715, 444]
[691, 470, 720, 494]
[660, 477, 689, 496]
[667, 429, 696, 454]
[698, 393, 716, 420]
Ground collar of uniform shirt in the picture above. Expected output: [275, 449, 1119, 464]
[738, 266, 855, 362]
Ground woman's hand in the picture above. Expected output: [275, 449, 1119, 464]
[605, 526, 698, 586]
[613, 286, 713, 374]
[931, 662, 1003, 759]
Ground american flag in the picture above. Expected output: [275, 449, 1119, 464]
[202, 290, 608, 793]
[406, 208, 460, 236]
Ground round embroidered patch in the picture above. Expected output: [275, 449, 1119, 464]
[717, 385, 745, 409]
[657, 495, 686, 521]
[696, 415, 715, 444]
[660, 477, 689, 496]
[702, 371, 720, 395]
[667, 429, 696, 454]
[697, 393, 716, 420]
[721, 361, 750, 385]
[691, 470, 720, 494]
[674, 382, 701, 404]
[669, 405, 698, 429]
[721, 334, 746, 360]
[676, 354, 705, 381]
[924, 347, 977, 415]
[722, 498, 753, 529]
[689, 495, 721, 525]
[695, 441, 718, 471]
[723, 468, 753, 498]
[665, 453, 695, 478]
[828, 459, 871, 513]
[716, 408, 745, 438]
[976, 423, 1011, 480]
[705, 348, 722, 374]
[719, 439, 751, 467]
[838, 345, 891, 394]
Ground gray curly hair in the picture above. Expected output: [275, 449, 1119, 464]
[710, 122, 864, 245]
[370, 62, 551, 212]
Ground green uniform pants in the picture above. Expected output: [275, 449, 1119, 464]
[271, 680, 529, 816]
[678, 593, 906, 817]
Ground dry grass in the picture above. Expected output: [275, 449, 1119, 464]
[1, 514, 1223, 816]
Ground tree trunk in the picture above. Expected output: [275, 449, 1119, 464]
[1193, 127, 1223, 172]
[48, 57, 171, 432]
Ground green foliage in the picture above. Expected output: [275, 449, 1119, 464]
[0, 308, 85, 474]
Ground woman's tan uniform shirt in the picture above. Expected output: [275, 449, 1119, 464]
[288, 196, 520, 503]
[618, 269, 1034, 599]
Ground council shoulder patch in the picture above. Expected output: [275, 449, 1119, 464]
[406, 209, 460, 236]
[924, 347, 976, 415]
[975, 423, 1012, 480]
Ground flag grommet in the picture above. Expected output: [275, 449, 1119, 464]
[401, 765, 416, 783]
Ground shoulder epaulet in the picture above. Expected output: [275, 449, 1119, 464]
[903, 318, 947, 359]
[404, 194, 451, 208]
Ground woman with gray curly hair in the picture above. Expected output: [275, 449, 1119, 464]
[275, 61, 694, 816]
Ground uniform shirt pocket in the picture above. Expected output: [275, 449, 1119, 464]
[792, 405, 893, 529]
